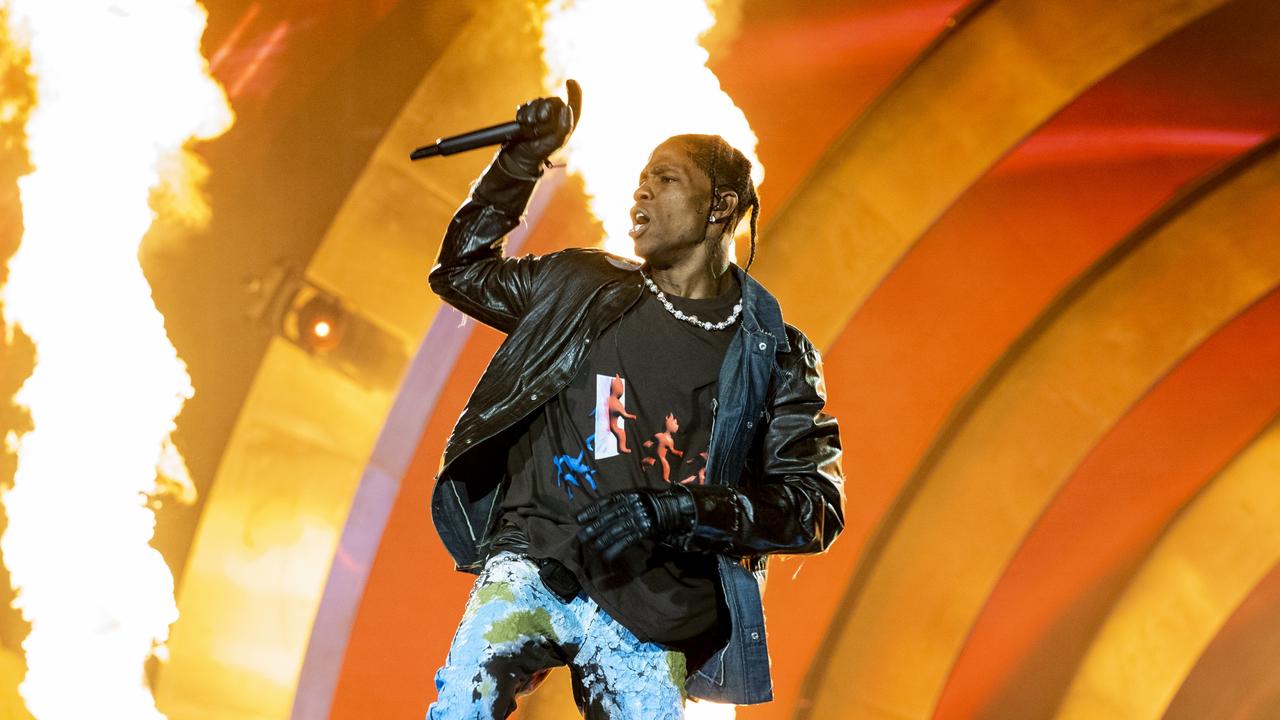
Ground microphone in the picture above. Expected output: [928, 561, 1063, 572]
[410, 79, 581, 161]
[409, 120, 523, 160]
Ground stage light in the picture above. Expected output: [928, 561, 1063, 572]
[294, 293, 346, 355]
[246, 264, 409, 392]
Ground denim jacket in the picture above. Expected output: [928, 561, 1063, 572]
[427, 157, 845, 705]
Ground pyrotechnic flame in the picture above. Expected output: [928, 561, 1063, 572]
[541, 0, 763, 261]
[541, 3, 754, 717]
[0, 0, 232, 717]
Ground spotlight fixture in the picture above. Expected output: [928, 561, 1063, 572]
[244, 263, 408, 392]
[293, 293, 346, 355]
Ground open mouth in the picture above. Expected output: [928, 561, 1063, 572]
[629, 208, 650, 239]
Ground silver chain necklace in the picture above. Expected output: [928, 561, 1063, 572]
[640, 272, 743, 331]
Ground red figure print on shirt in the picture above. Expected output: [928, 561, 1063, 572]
[606, 373, 636, 453]
[680, 451, 708, 485]
[641, 413, 684, 482]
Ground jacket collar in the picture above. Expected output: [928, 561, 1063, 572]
[731, 264, 790, 352]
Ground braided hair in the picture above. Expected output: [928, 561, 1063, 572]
[668, 134, 761, 271]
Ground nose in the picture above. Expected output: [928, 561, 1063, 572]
[633, 182, 652, 202]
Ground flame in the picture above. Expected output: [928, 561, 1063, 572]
[0, 0, 232, 716]
[541, 0, 763, 261]
[540, 2, 756, 716]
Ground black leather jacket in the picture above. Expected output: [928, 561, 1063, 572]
[427, 157, 845, 704]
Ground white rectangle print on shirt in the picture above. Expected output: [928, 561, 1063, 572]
[594, 373, 634, 460]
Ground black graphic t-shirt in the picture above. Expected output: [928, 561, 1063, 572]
[499, 274, 741, 648]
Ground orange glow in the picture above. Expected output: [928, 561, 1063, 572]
[540, 0, 762, 261]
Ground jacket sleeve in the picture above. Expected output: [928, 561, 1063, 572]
[683, 333, 845, 556]
[428, 154, 548, 333]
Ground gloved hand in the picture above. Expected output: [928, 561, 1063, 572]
[498, 94, 576, 178]
[575, 486, 697, 563]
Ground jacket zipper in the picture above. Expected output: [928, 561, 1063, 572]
[707, 397, 719, 484]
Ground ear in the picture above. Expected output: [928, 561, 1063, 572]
[712, 189, 740, 222]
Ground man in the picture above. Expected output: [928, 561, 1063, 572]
[426, 92, 844, 719]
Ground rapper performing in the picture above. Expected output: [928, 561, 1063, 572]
[422, 85, 843, 717]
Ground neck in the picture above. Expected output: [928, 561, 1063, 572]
[648, 258, 734, 299]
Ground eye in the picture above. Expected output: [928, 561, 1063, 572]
[660, 175, 676, 183]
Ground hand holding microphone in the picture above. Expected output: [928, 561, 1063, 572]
[409, 79, 582, 175]
[499, 86, 578, 177]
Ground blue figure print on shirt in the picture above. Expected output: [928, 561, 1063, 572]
[552, 450, 598, 500]
[552, 413, 600, 501]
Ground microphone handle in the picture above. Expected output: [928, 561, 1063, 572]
[410, 120, 523, 160]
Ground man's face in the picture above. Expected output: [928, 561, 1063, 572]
[629, 139, 711, 266]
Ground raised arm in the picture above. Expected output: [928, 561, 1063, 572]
[427, 95, 576, 333]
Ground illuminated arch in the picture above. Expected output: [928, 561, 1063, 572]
[752, 0, 1230, 350]
[801, 142, 1280, 718]
[1055, 415, 1280, 719]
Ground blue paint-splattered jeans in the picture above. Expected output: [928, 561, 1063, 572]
[427, 551, 687, 719]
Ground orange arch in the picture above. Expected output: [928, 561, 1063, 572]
[935, 288, 1280, 718]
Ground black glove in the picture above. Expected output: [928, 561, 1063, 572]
[498, 94, 576, 178]
[575, 486, 697, 563]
